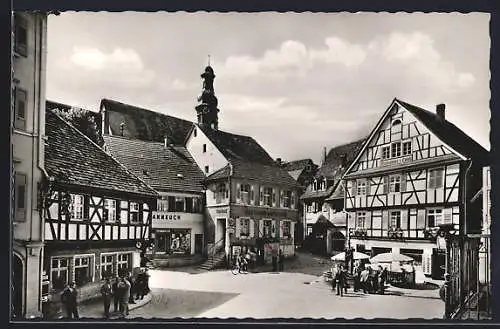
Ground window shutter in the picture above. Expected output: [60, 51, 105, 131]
[291, 191, 296, 209]
[259, 220, 264, 237]
[259, 186, 264, 205]
[236, 183, 241, 202]
[235, 218, 241, 238]
[383, 176, 389, 194]
[382, 210, 389, 229]
[279, 220, 284, 238]
[352, 180, 357, 196]
[250, 185, 255, 205]
[272, 188, 277, 207]
[280, 190, 284, 208]
[83, 195, 90, 219]
[291, 222, 295, 241]
[272, 220, 277, 238]
[401, 173, 407, 192]
[225, 183, 229, 199]
[366, 212, 372, 229]
[443, 208, 453, 225]
[139, 203, 144, 223]
[250, 219, 255, 238]
[14, 173, 27, 221]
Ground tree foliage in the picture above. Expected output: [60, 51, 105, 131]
[53, 107, 104, 146]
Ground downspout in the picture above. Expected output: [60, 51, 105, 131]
[460, 159, 473, 310]
[36, 14, 49, 315]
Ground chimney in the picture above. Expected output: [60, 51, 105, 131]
[276, 158, 282, 166]
[164, 136, 168, 148]
[436, 103, 446, 121]
[323, 147, 327, 164]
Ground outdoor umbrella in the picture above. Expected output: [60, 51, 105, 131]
[369, 252, 414, 264]
[330, 251, 370, 261]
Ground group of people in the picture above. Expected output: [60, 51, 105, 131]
[354, 263, 388, 295]
[60, 268, 150, 319]
[272, 249, 285, 272]
[331, 262, 388, 296]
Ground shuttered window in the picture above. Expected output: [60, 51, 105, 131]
[14, 87, 27, 130]
[14, 173, 27, 221]
[14, 13, 28, 57]
[429, 169, 444, 189]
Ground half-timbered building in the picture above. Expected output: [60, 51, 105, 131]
[43, 110, 157, 303]
[300, 140, 365, 254]
[101, 134, 206, 268]
[343, 98, 489, 281]
[185, 65, 300, 266]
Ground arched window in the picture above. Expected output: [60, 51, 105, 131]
[392, 119, 402, 126]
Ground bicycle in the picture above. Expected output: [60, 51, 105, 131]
[231, 261, 248, 275]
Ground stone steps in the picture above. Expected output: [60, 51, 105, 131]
[198, 252, 226, 271]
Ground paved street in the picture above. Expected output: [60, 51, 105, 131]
[75, 251, 444, 320]
[136, 263, 443, 319]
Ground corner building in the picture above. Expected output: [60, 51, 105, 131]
[343, 98, 488, 279]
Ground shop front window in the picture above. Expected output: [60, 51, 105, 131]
[170, 229, 191, 255]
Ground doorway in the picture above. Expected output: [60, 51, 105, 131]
[155, 231, 170, 254]
[194, 234, 203, 254]
[12, 254, 23, 319]
[216, 218, 226, 252]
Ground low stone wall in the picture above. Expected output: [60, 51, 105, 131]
[152, 254, 204, 268]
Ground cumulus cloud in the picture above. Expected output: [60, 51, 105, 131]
[215, 37, 366, 79]
[70, 47, 145, 71]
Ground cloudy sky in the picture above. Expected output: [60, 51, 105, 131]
[46, 12, 490, 164]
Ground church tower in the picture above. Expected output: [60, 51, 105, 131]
[195, 61, 220, 130]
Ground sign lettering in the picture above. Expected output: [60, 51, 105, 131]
[380, 155, 413, 167]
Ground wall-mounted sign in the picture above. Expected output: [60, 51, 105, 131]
[380, 155, 413, 167]
[153, 213, 182, 220]
[216, 208, 229, 214]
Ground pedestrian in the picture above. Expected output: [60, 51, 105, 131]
[371, 267, 379, 294]
[354, 264, 362, 292]
[272, 252, 277, 272]
[336, 265, 346, 296]
[127, 272, 136, 304]
[144, 268, 151, 296]
[360, 267, 370, 293]
[112, 276, 120, 313]
[135, 269, 147, 300]
[118, 277, 130, 317]
[331, 265, 338, 292]
[100, 278, 113, 318]
[278, 249, 284, 272]
[61, 282, 79, 319]
[379, 266, 388, 294]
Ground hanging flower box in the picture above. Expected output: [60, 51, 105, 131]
[388, 227, 404, 239]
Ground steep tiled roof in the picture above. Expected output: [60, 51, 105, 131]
[45, 111, 157, 198]
[397, 99, 490, 163]
[300, 139, 366, 200]
[103, 135, 205, 193]
[206, 159, 300, 188]
[198, 125, 275, 165]
[316, 139, 366, 179]
[101, 99, 194, 146]
[284, 159, 314, 172]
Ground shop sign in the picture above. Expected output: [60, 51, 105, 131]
[153, 213, 182, 220]
[236, 206, 292, 219]
[216, 208, 229, 214]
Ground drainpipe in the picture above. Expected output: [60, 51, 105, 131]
[36, 14, 49, 315]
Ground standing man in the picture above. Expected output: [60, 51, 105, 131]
[360, 267, 370, 293]
[61, 282, 79, 319]
[100, 278, 113, 318]
[119, 277, 131, 317]
[127, 272, 136, 304]
[112, 276, 120, 313]
[336, 265, 346, 297]
[278, 249, 284, 272]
